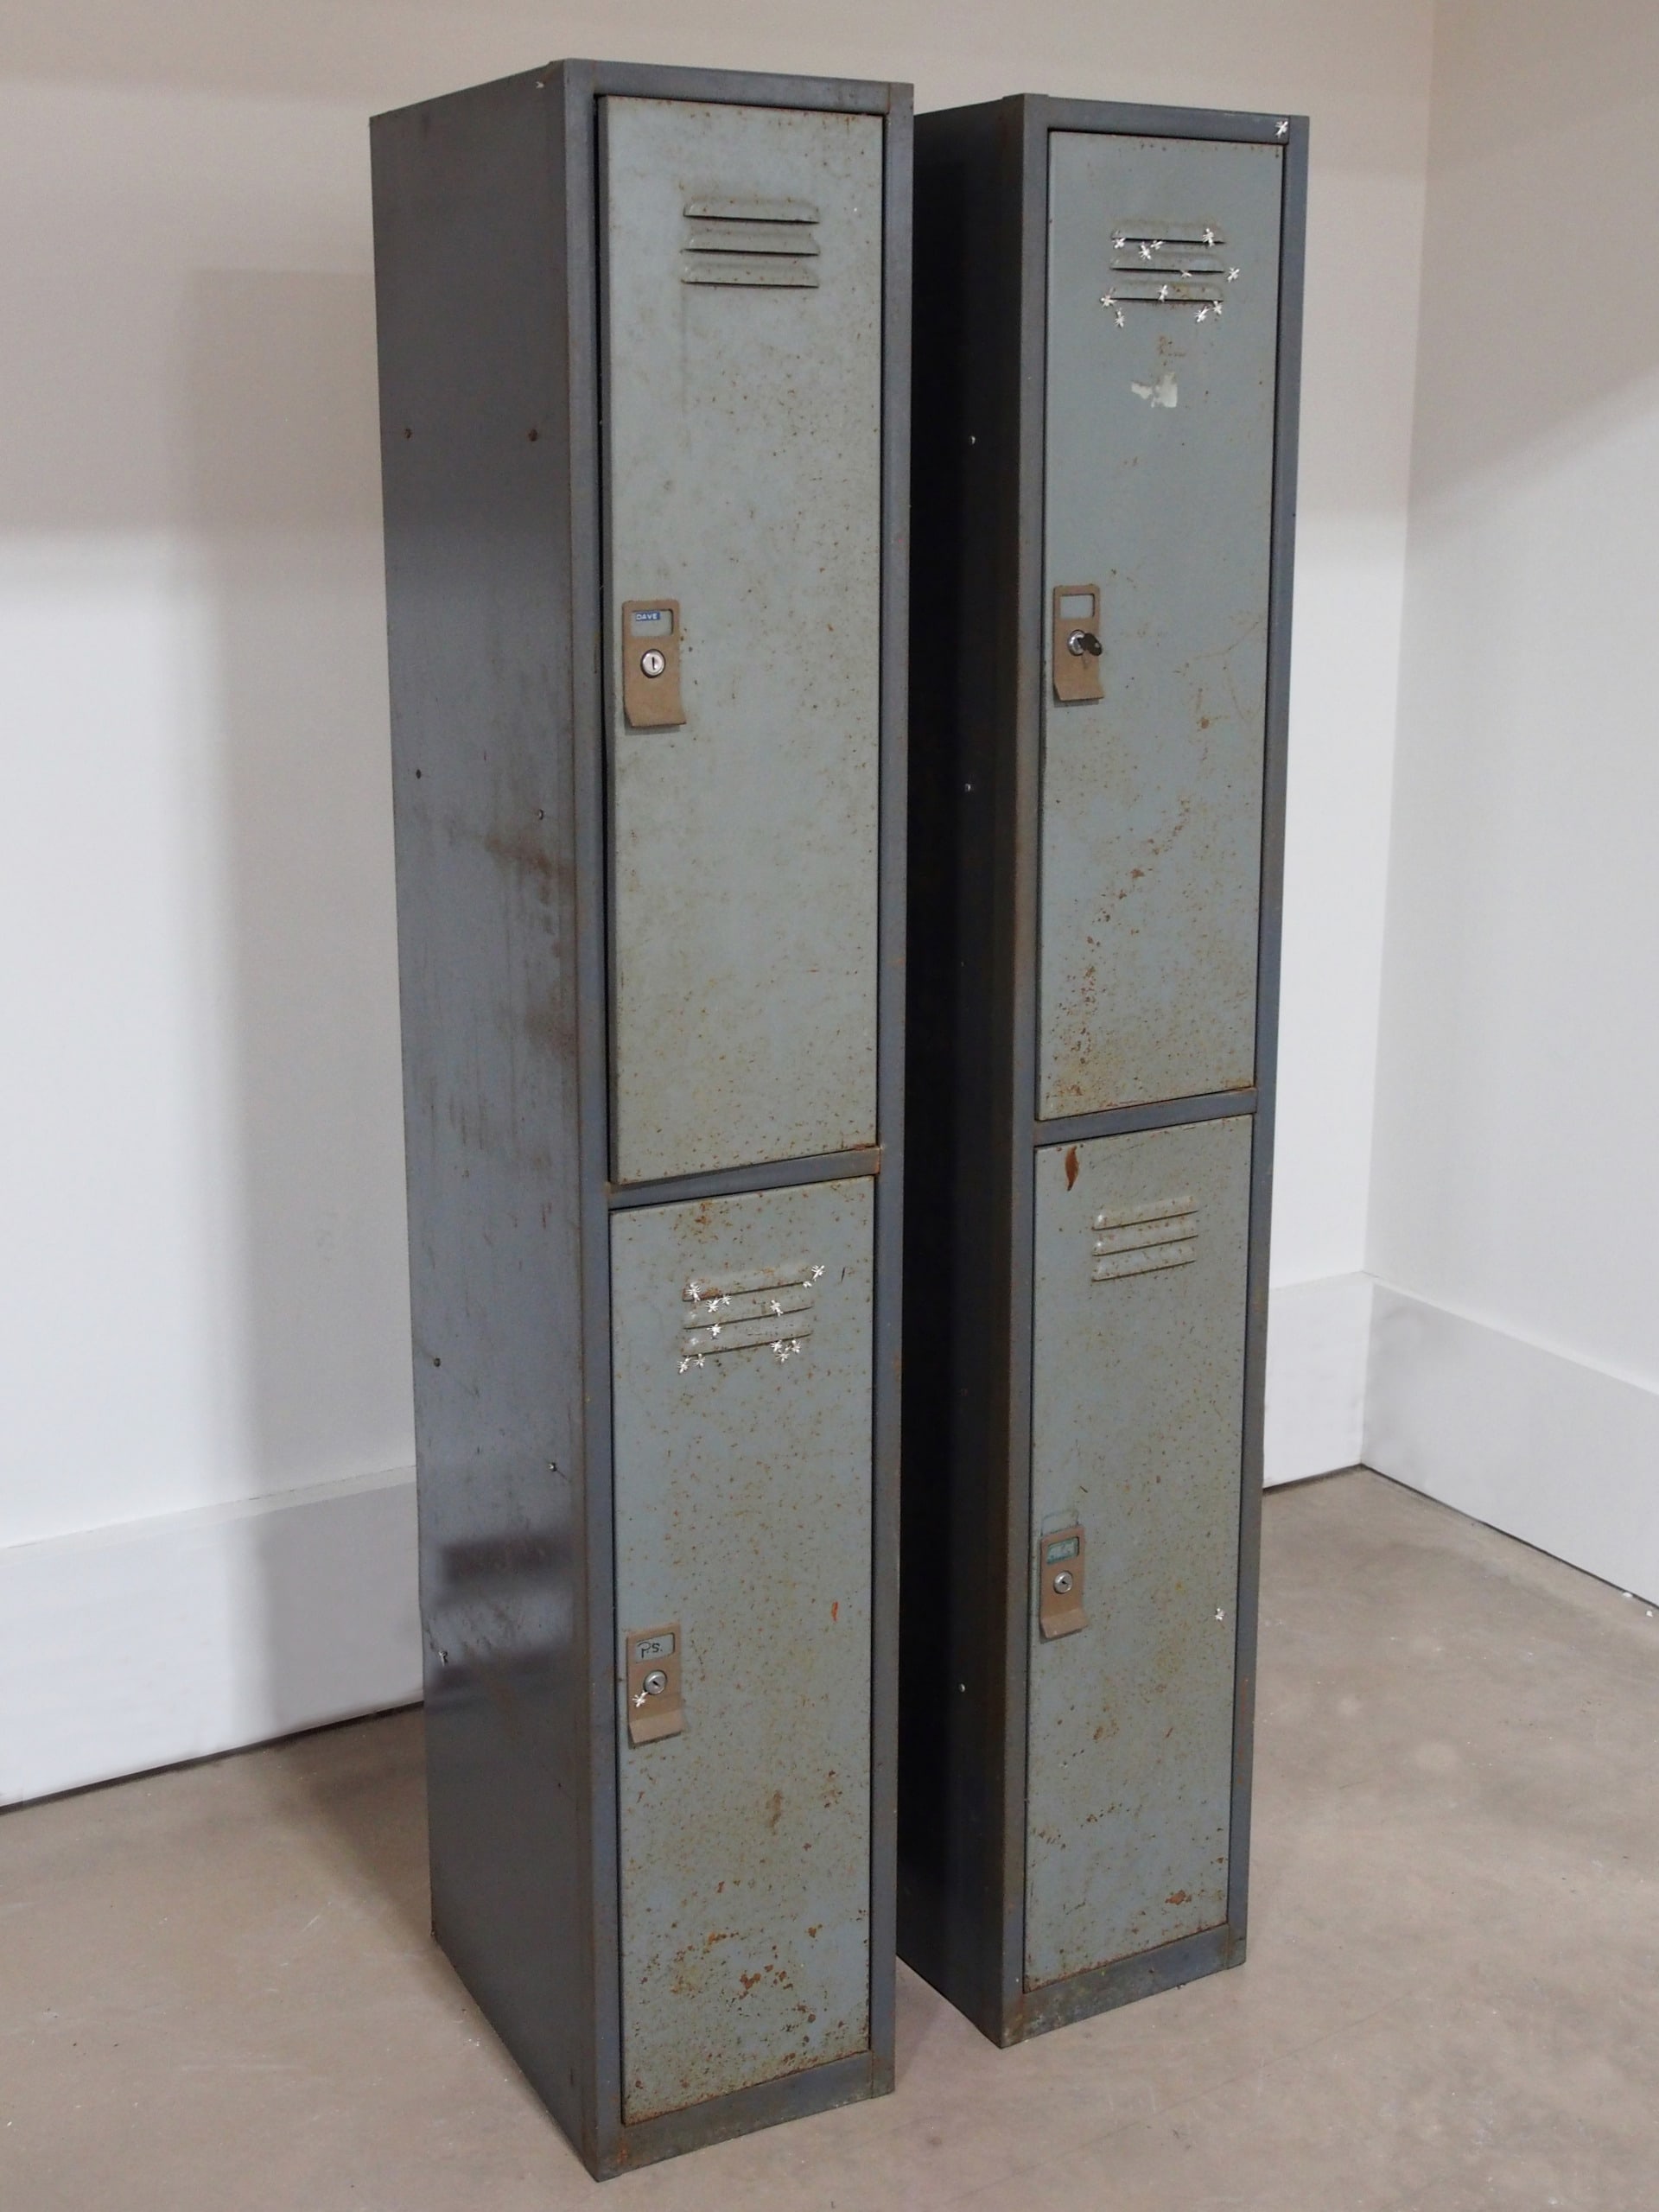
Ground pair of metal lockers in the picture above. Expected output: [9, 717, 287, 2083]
[372, 60, 1303, 2177]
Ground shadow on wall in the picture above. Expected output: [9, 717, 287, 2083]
[182, 268, 419, 1730]
[1411, 3, 1659, 496]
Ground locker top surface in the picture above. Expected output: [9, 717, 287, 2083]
[924, 92, 1306, 143]
[373, 57, 913, 130]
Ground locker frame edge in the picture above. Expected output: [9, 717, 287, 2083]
[373, 57, 911, 2181]
[899, 92, 1306, 2048]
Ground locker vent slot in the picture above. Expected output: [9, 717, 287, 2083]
[682, 197, 821, 288]
[1104, 221, 1231, 308]
[1090, 1197, 1198, 1281]
[680, 1258, 825, 1363]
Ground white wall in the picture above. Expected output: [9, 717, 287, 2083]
[1, 1, 1432, 1801]
[1366, 0, 1659, 1604]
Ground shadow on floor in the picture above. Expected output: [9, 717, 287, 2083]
[278, 1701, 432, 1952]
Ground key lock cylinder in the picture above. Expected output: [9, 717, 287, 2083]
[1052, 584, 1105, 702]
[621, 598, 686, 728]
[626, 1624, 684, 1745]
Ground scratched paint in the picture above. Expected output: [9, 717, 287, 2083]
[611, 1178, 874, 2120]
[1037, 132, 1283, 1117]
[1025, 1121, 1251, 1987]
[603, 99, 884, 1182]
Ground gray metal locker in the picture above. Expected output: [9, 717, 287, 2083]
[370, 60, 909, 2176]
[900, 97, 1304, 2043]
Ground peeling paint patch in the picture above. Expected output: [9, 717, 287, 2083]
[1129, 369, 1179, 409]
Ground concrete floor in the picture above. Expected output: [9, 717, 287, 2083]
[3, 1471, 1657, 2210]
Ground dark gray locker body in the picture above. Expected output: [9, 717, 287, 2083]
[372, 60, 908, 2177]
[900, 96, 1302, 2045]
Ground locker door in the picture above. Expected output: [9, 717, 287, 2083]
[1038, 134, 1282, 1118]
[1026, 1119, 1250, 1986]
[611, 1179, 874, 2120]
[602, 99, 885, 1184]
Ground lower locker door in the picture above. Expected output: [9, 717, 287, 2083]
[611, 1178, 874, 2120]
[1026, 1118, 1251, 1986]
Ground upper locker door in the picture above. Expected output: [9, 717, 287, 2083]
[1039, 133, 1282, 1119]
[602, 99, 885, 1185]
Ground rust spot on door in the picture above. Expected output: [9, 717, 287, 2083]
[1065, 1146, 1079, 1191]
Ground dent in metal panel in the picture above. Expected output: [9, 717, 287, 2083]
[1039, 136, 1282, 1116]
[1026, 1120, 1251, 1986]
[612, 1179, 874, 2120]
[604, 99, 884, 1183]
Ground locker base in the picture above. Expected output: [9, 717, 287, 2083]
[596, 2049, 892, 2181]
[902, 1919, 1244, 2053]
[1014, 1919, 1245, 2046]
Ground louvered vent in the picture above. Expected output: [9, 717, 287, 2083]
[679, 1258, 826, 1368]
[1090, 1196, 1198, 1282]
[681, 197, 821, 288]
[1102, 220, 1236, 311]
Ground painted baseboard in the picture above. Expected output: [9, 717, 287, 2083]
[36, 1274, 1640, 1807]
[0, 1467, 420, 1808]
[1264, 1273, 1373, 1486]
[1366, 1284, 1659, 1606]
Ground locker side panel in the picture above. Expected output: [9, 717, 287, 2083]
[371, 73, 598, 2147]
[1026, 1119, 1251, 1986]
[603, 99, 885, 1184]
[1038, 134, 1282, 1116]
[898, 96, 1033, 2037]
[612, 1179, 875, 2120]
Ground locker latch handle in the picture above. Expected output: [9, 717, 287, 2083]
[1052, 585, 1104, 703]
[1038, 1527, 1087, 1639]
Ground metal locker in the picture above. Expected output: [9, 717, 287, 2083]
[371, 60, 908, 2177]
[900, 98, 1303, 2044]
